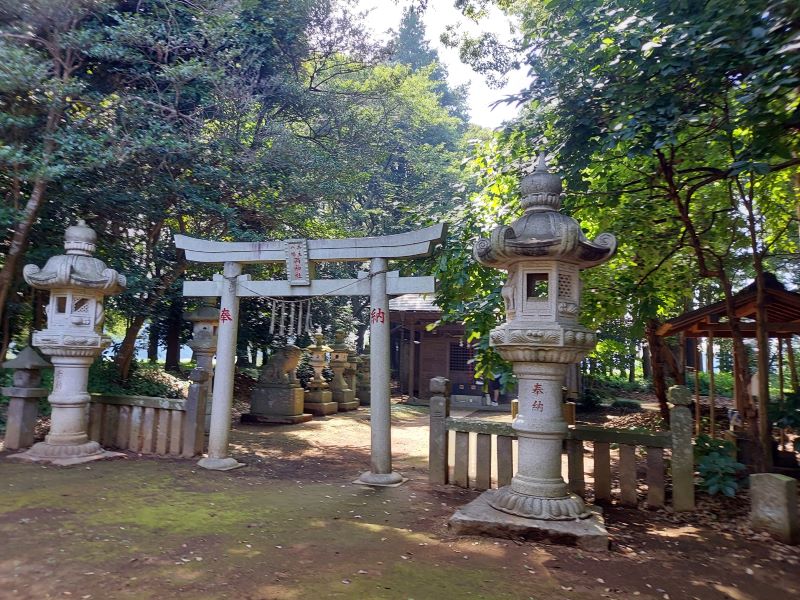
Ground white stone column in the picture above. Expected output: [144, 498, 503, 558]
[507, 363, 581, 505]
[356, 257, 404, 486]
[198, 261, 244, 471]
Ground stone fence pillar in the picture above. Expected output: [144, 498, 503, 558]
[669, 385, 695, 512]
[428, 376, 451, 485]
[2, 347, 51, 450]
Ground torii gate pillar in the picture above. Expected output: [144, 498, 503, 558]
[197, 262, 245, 471]
[355, 257, 404, 485]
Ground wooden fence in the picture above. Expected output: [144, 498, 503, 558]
[87, 367, 209, 458]
[429, 383, 695, 511]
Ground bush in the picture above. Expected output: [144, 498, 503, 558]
[694, 434, 745, 497]
[88, 360, 187, 399]
[609, 398, 642, 412]
[578, 387, 608, 411]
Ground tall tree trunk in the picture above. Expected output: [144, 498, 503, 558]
[786, 336, 799, 392]
[116, 314, 148, 382]
[645, 320, 670, 421]
[164, 298, 183, 372]
[114, 258, 186, 381]
[642, 343, 652, 379]
[147, 323, 159, 363]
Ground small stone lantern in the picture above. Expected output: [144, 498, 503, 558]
[329, 329, 359, 411]
[451, 155, 616, 546]
[13, 220, 127, 465]
[184, 301, 219, 431]
[303, 332, 337, 416]
[1, 346, 51, 450]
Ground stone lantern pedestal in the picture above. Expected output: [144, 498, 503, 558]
[10, 220, 127, 465]
[184, 302, 219, 432]
[330, 330, 359, 412]
[304, 333, 338, 416]
[356, 353, 371, 406]
[449, 155, 616, 550]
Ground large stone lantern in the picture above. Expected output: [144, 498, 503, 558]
[14, 220, 127, 465]
[451, 155, 616, 547]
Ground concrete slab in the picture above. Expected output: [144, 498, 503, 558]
[449, 489, 608, 552]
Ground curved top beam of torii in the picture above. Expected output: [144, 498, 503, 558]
[175, 223, 447, 264]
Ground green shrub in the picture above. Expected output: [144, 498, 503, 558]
[578, 387, 607, 411]
[696, 451, 746, 497]
[609, 398, 642, 412]
[88, 360, 187, 399]
[694, 434, 745, 497]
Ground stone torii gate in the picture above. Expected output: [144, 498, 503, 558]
[175, 224, 445, 485]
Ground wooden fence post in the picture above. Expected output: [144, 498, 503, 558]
[428, 376, 451, 485]
[669, 385, 695, 511]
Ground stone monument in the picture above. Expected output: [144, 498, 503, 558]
[243, 345, 312, 424]
[329, 330, 359, 411]
[11, 220, 127, 465]
[449, 155, 616, 550]
[304, 333, 338, 416]
[184, 301, 219, 432]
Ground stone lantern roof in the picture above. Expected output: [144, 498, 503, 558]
[474, 155, 617, 269]
[184, 303, 220, 324]
[2, 346, 51, 370]
[23, 220, 127, 294]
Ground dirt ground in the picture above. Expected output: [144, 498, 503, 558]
[1, 402, 798, 600]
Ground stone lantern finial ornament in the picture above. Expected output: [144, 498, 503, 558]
[452, 154, 616, 549]
[11, 220, 127, 465]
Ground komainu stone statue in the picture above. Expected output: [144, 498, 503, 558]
[259, 345, 303, 385]
[244, 344, 311, 425]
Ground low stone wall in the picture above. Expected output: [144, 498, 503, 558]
[87, 368, 209, 458]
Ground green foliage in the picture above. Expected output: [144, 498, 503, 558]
[609, 398, 642, 412]
[88, 360, 187, 399]
[768, 391, 800, 430]
[694, 434, 745, 497]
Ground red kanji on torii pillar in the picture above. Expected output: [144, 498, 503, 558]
[175, 225, 446, 485]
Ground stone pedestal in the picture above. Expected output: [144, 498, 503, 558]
[330, 330, 359, 412]
[450, 490, 608, 551]
[304, 386, 338, 416]
[244, 384, 311, 424]
[9, 220, 126, 466]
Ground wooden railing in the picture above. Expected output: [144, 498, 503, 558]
[429, 380, 695, 511]
[87, 367, 209, 458]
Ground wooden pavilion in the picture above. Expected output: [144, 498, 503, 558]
[657, 273, 800, 443]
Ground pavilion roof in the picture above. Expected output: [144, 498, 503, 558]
[656, 273, 800, 338]
[388, 293, 440, 313]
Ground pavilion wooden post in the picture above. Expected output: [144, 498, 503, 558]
[707, 336, 716, 438]
[407, 321, 415, 401]
[694, 344, 702, 436]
